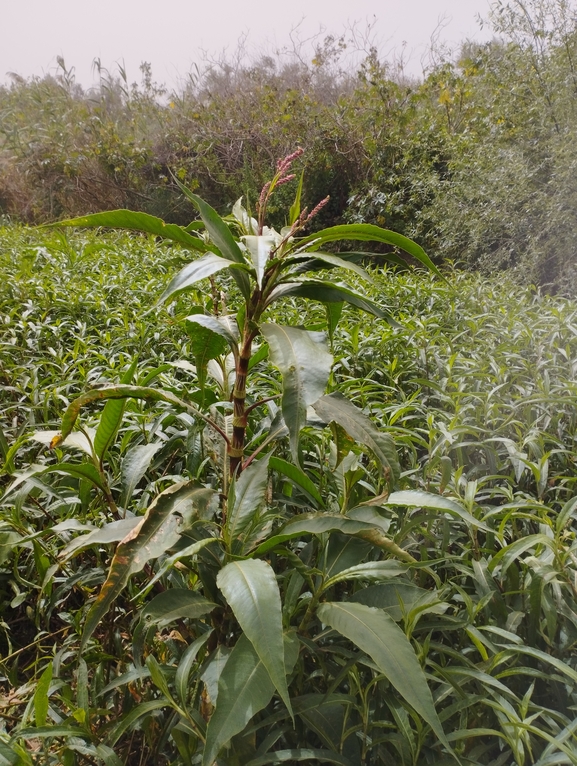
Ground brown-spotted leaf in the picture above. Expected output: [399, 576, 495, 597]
[81, 482, 215, 649]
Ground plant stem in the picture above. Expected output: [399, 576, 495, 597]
[229, 331, 254, 476]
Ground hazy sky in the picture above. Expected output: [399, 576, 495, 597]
[3, 0, 493, 89]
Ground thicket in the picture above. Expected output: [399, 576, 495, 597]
[3, 0, 577, 291]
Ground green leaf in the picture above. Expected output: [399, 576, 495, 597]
[488, 534, 556, 578]
[82, 482, 214, 648]
[16, 726, 89, 740]
[174, 182, 251, 299]
[386, 490, 491, 532]
[142, 537, 220, 593]
[0, 741, 26, 766]
[33, 663, 53, 727]
[297, 223, 441, 277]
[321, 561, 408, 593]
[350, 582, 435, 621]
[217, 559, 292, 717]
[186, 313, 239, 351]
[287, 251, 374, 283]
[312, 393, 400, 484]
[226, 454, 271, 546]
[59, 517, 140, 560]
[253, 513, 415, 562]
[202, 634, 274, 766]
[120, 442, 162, 508]
[269, 456, 324, 508]
[317, 602, 449, 749]
[289, 170, 304, 225]
[94, 357, 138, 460]
[243, 236, 276, 288]
[140, 589, 216, 627]
[50, 384, 222, 448]
[159, 252, 246, 305]
[95, 745, 124, 766]
[203, 633, 298, 766]
[45, 462, 106, 491]
[325, 302, 344, 346]
[247, 750, 351, 765]
[105, 700, 168, 747]
[267, 280, 394, 322]
[175, 631, 213, 707]
[184, 317, 229, 389]
[248, 342, 269, 370]
[261, 324, 332, 462]
[46, 209, 209, 251]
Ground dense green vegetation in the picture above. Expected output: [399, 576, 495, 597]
[3, 1, 577, 762]
[3, 0, 577, 292]
[2, 172, 577, 763]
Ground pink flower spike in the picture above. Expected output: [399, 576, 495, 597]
[276, 147, 304, 174]
[276, 173, 296, 187]
[306, 195, 330, 223]
[257, 181, 271, 212]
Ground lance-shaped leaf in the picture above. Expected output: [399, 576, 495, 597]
[232, 197, 258, 234]
[261, 324, 332, 462]
[159, 252, 245, 304]
[386, 490, 491, 532]
[49, 385, 228, 449]
[60, 517, 141, 561]
[267, 280, 395, 322]
[269, 456, 324, 508]
[94, 357, 138, 460]
[45, 209, 209, 251]
[226, 454, 271, 545]
[297, 223, 441, 277]
[313, 393, 400, 484]
[253, 513, 415, 562]
[174, 181, 251, 299]
[140, 589, 216, 627]
[217, 559, 292, 717]
[320, 561, 408, 593]
[120, 442, 163, 508]
[289, 170, 304, 225]
[286, 251, 374, 283]
[243, 235, 276, 288]
[186, 314, 239, 354]
[203, 632, 299, 766]
[81, 483, 215, 648]
[184, 317, 229, 390]
[317, 602, 450, 750]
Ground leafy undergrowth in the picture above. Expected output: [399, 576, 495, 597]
[2, 225, 577, 764]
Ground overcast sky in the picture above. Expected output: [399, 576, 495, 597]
[3, 0, 493, 89]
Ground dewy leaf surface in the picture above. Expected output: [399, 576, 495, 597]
[312, 392, 400, 484]
[317, 601, 449, 750]
[261, 324, 332, 462]
[216, 559, 292, 717]
[81, 483, 214, 648]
